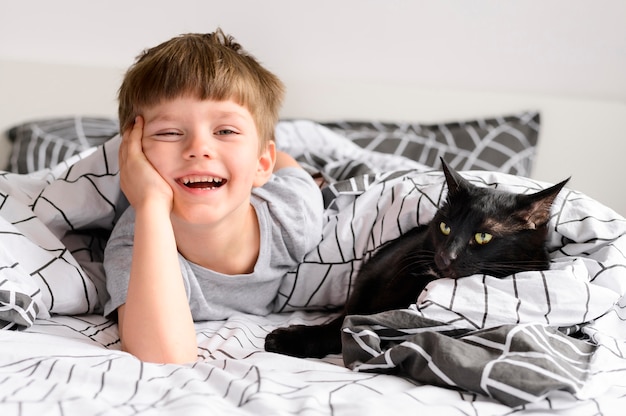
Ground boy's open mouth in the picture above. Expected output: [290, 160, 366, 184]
[179, 176, 226, 189]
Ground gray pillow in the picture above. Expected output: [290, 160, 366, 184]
[5, 111, 539, 177]
[320, 110, 540, 177]
[6, 117, 119, 173]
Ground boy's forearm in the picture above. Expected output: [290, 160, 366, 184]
[273, 151, 301, 172]
[120, 204, 197, 364]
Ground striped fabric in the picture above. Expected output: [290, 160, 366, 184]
[0, 287, 40, 329]
[0, 139, 124, 327]
[321, 111, 539, 177]
[0, 118, 624, 414]
[273, 121, 625, 317]
[342, 312, 597, 407]
[6, 117, 118, 173]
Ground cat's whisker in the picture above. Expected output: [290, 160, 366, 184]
[395, 253, 438, 277]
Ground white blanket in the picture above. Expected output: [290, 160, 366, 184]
[0, 120, 625, 415]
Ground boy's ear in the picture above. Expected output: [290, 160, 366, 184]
[253, 141, 276, 187]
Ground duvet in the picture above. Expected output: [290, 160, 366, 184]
[0, 119, 625, 415]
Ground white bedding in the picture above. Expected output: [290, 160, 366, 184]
[0, 121, 625, 415]
[1, 311, 618, 416]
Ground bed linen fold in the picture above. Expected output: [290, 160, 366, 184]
[342, 312, 597, 407]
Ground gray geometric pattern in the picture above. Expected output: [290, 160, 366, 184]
[5, 116, 119, 173]
[322, 110, 539, 177]
[342, 314, 596, 407]
[0, 288, 39, 329]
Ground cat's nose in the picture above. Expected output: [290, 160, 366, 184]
[435, 252, 456, 271]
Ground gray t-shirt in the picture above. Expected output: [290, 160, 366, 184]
[103, 167, 323, 321]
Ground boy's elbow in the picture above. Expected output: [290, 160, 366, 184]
[121, 339, 198, 365]
[144, 349, 198, 365]
[159, 351, 198, 365]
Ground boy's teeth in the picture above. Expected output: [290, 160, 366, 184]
[182, 176, 222, 185]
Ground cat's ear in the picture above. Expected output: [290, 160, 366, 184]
[441, 157, 469, 197]
[518, 178, 570, 228]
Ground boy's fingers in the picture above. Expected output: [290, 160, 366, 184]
[120, 116, 144, 160]
[127, 116, 144, 146]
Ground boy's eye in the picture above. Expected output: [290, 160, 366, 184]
[216, 129, 237, 136]
[150, 131, 183, 141]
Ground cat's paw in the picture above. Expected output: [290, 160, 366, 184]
[265, 324, 340, 358]
[264, 325, 313, 358]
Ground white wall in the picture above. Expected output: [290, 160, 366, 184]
[1, 0, 624, 102]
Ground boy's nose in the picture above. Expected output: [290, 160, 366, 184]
[184, 133, 213, 159]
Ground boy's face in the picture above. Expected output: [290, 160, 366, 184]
[140, 96, 275, 225]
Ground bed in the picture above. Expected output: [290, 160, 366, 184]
[1, 60, 626, 415]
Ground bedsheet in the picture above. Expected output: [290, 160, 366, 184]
[0, 311, 621, 416]
[0, 120, 625, 415]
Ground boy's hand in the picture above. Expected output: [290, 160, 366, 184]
[119, 116, 173, 211]
[117, 116, 197, 364]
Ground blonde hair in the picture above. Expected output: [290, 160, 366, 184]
[118, 28, 284, 149]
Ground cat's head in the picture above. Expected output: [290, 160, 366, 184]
[428, 159, 569, 279]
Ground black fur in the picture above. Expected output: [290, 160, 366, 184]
[265, 160, 569, 358]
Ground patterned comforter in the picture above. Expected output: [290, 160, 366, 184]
[0, 120, 625, 415]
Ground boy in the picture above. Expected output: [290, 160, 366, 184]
[103, 29, 324, 364]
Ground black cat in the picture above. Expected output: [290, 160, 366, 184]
[265, 160, 569, 358]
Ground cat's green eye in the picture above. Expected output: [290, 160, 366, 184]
[475, 232, 493, 245]
[440, 222, 451, 236]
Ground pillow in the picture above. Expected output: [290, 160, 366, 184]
[319, 110, 540, 177]
[6, 117, 119, 173]
[4, 112, 539, 177]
